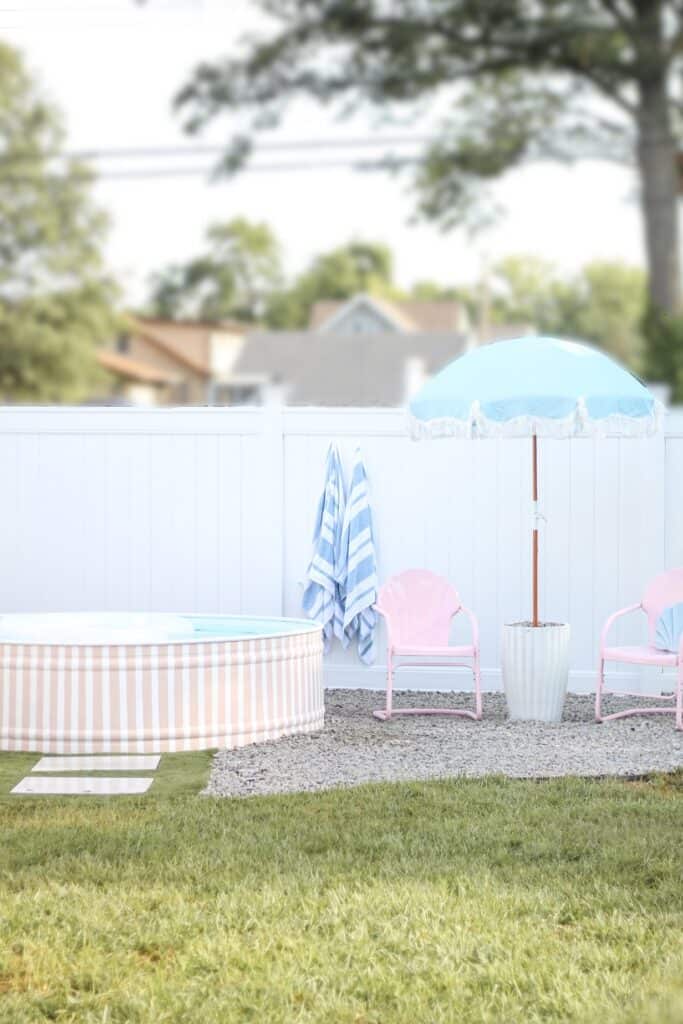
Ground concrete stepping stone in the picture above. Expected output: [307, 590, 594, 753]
[12, 776, 153, 796]
[32, 755, 160, 773]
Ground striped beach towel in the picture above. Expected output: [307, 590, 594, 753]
[339, 449, 378, 665]
[301, 443, 347, 652]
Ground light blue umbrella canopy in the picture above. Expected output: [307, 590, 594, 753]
[409, 336, 662, 626]
[410, 336, 661, 439]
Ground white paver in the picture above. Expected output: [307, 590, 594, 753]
[32, 755, 160, 773]
[12, 776, 153, 796]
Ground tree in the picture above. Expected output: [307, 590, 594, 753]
[148, 217, 283, 322]
[569, 262, 647, 367]
[487, 255, 646, 368]
[488, 255, 566, 330]
[642, 308, 683, 400]
[149, 232, 399, 328]
[0, 43, 116, 402]
[273, 241, 398, 327]
[175, 0, 683, 320]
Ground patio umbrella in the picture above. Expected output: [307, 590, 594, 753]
[409, 336, 662, 628]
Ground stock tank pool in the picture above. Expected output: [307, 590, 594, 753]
[0, 613, 323, 753]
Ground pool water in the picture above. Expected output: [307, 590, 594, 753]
[0, 612, 318, 646]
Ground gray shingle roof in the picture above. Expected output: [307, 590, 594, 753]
[234, 331, 470, 406]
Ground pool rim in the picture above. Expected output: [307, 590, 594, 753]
[0, 612, 322, 647]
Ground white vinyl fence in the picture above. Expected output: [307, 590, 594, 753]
[0, 405, 681, 694]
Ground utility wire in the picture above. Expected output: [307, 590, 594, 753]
[0, 156, 422, 183]
[0, 135, 434, 167]
[76, 136, 432, 160]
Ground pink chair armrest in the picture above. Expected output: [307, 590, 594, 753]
[600, 603, 642, 651]
[460, 605, 479, 651]
[373, 604, 394, 647]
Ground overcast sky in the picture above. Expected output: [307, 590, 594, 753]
[3, 0, 646, 305]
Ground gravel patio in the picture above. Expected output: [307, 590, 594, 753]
[205, 689, 683, 797]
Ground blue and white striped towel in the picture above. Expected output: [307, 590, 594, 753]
[339, 449, 378, 665]
[301, 443, 347, 653]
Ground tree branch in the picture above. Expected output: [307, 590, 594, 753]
[599, 0, 638, 37]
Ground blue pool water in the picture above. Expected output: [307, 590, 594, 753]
[169, 615, 318, 642]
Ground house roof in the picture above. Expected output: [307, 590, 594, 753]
[309, 295, 466, 333]
[234, 331, 469, 406]
[126, 316, 250, 377]
[477, 323, 534, 344]
[97, 349, 178, 385]
[129, 318, 213, 376]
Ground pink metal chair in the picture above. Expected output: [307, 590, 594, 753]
[596, 568, 683, 730]
[372, 569, 482, 722]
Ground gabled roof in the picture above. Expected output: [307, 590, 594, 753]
[234, 330, 469, 406]
[97, 349, 178, 385]
[309, 295, 466, 333]
[129, 317, 212, 376]
[126, 315, 250, 377]
[476, 323, 535, 344]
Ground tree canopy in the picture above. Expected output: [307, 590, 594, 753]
[148, 232, 396, 328]
[268, 241, 396, 327]
[175, 0, 683, 327]
[149, 218, 283, 322]
[0, 43, 116, 402]
[486, 255, 646, 368]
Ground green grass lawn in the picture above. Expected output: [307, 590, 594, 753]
[0, 757, 682, 1024]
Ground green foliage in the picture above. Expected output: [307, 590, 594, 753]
[410, 281, 460, 301]
[0, 43, 116, 402]
[150, 234, 399, 328]
[148, 217, 283, 323]
[642, 307, 683, 400]
[277, 240, 398, 327]
[489, 254, 565, 329]
[1, 768, 683, 1021]
[488, 255, 646, 369]
[414, 75, 573, 232]
[569, 262, 647, 368]
[174, 1, 682, 313]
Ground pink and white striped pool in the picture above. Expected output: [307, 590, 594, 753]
[0, 613, 324, 753]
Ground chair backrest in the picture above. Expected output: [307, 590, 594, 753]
[376, 569, 461, 647]
[642, 568, 683, 645]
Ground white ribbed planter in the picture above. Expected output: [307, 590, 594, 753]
[501, 623, 570, 723]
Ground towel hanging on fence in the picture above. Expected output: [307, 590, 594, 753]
[301, 443, 347, 652]
[338, 449, 378, 665]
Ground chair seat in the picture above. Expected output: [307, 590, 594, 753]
[393, 643, 475, 658]
[603, 644, 678, 667]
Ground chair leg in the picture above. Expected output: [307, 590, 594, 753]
[677, 662, 683, 732]
[595, 657, 605, 723]
[385, 651, 393, 719]
[473, 651, 482, 720]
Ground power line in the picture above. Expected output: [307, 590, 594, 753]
[0, 3, 183, 9]
[0, 135, 433, 168]
[0, 156, 422, 184]
[73, 135, 432, 160]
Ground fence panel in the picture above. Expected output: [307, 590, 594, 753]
[0, 406, 679, 693]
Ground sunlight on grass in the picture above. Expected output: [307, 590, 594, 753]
[0, 769, 681, 1022]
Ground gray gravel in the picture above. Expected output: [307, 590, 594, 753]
[204, 689, 683, 798]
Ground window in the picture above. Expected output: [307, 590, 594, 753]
[214, 383, 262, 406]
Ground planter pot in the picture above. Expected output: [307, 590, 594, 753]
[501, 622, 570, 723]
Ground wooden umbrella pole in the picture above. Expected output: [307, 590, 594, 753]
[532, 433, 539, 627]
